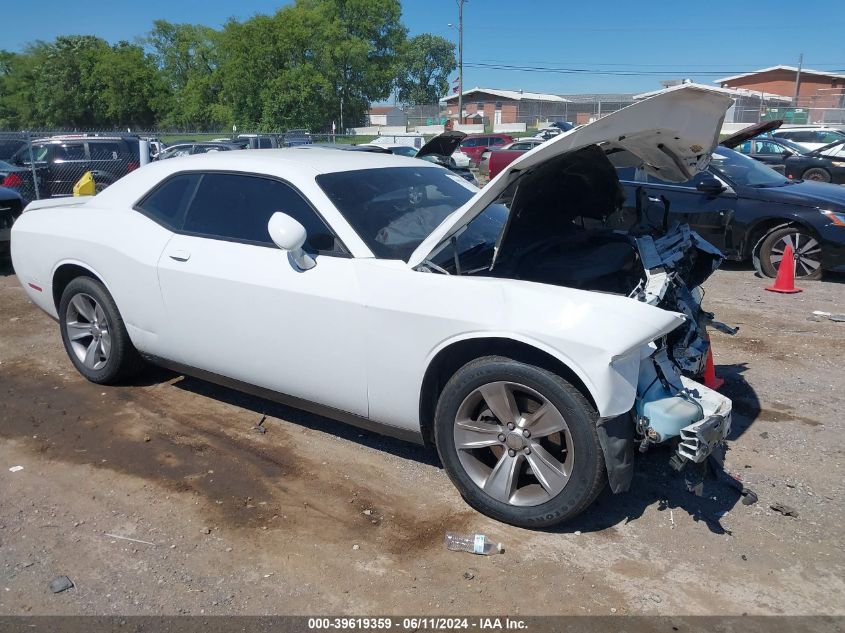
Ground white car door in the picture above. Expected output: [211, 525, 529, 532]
[155, 171, 368, 417]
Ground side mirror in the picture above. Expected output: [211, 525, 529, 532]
[268, 212, 315, 271]
[696, 176, 725, 195]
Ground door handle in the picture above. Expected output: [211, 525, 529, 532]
[168, 249, 191, 262]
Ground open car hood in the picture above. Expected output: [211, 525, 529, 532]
[807, 137, 845, 157]
[416, 131, 466, 158]
[407, 85, 734, 268]
[720, 119, 783, 149]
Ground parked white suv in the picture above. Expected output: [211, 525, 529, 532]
[771, 126, 845, 154]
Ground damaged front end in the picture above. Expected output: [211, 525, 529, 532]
[422, 144, 736, 490]
[409, 85, 740, 491]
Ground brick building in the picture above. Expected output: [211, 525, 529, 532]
[440, 87, 569, 126]
[366, 106, 407, 127]
[715, 66, 845, 124]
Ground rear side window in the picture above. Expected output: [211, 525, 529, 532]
[781, 131, 813, 142]
[182, 173, 343, 254]
[136, 173, 201, 230]
[460, 138, 477, 148]
[490, 137, 505, 146]
[90, 142, 122, 160]
[54, 144, 86, 160]
[817, 130, 845, 143]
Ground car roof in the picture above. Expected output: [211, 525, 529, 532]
[773, 126, 845, 132]
[32, 136, 133, 144]
[109, 147, 427, 186]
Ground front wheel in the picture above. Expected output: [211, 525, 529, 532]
[59, 276, 144, 384]
[802, 167, 831, 183]
[757, 226, 823, 280]
[434, 356, 606, 528]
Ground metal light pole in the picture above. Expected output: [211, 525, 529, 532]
[457, 0, 464, 125]
[793, 52, 803, 106]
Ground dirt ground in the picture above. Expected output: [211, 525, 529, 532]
[1, 260, 843, 617]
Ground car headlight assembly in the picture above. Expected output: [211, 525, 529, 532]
[821, 210, 845, 227]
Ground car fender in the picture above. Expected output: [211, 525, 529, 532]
[422, 329, 603, 409]
[750, 221, 799, 275]
[50, 258, 116, 313]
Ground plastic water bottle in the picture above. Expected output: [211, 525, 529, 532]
[444, 532, 503, 555]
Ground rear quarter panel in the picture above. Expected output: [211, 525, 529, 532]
[11, 202, 175, 354]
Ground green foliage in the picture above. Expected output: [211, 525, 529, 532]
[147, 20, 225, 129]
[0, 0, 451, 132]
[396, 34, 456, 106]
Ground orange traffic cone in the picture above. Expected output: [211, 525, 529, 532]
[703, 347, 724, 391]
[765, 243, 802, 294]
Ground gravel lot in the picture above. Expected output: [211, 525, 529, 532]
[1, 260, 843, 616]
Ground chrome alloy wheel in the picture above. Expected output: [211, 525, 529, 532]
[65, 293, 112, 370]
[770, 232, 821, 278]
[453, 381, 574, 506]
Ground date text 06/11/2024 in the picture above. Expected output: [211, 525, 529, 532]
[307, 617, 529, 630]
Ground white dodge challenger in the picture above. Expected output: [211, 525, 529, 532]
[12, 86, 735, 527]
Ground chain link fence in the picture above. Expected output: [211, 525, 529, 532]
[0, 129, 393, 202]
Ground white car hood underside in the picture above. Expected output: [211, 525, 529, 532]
[407, 85, 733, 268]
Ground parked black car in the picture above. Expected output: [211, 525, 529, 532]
[156, 142, 240, 160]
[0, 186, 24, 257]
[9, 136, 140, 197]
[783, 138, 845, 184]
[236, 134, 280, 149]
[282, 129, 313, 147]
[616, 146, 845, 280]
[732, 137, 809, 174]
[0, 159, 38, 202]
[0, 137, 28, 161]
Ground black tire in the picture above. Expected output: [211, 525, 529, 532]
[434, 356, 606, 528]
[758, 226, 823, 280]
[802, 167, 831, 183]
[58, 276, 144, 384]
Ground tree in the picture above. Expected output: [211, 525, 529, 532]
[396, 34, 456, 106]
[96, 42, 169, 128]
[0, 49, 38, 128]
[216, 0, 406, 131]
[147, 20, 225, 129]
[29, 36, 111, 128]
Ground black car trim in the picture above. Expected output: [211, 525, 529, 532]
[141, 354, 425, 445]
[132, 169, 352, 258]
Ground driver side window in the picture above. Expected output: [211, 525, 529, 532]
[181, 173, 346, 255]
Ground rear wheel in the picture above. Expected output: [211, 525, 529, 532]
[59, 277, 144, 384]
[802, 167, 831, 183]
[758, 226, 823, 280]
[434, 356, 606, 528]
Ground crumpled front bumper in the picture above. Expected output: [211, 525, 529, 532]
[676, 376, 732, 463]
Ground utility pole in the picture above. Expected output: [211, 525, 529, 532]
[458, 0, 464, 126]
[793, 52, 803, 106]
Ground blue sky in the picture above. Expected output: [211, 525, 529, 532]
[5, 0, 845, 95]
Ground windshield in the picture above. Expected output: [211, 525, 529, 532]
[710, 147, 790, 187]
[317, 166, 496, 261]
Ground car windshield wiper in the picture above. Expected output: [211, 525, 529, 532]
[750, 182, 789, 188]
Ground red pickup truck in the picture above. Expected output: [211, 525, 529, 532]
[485, 138, 546, 179]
